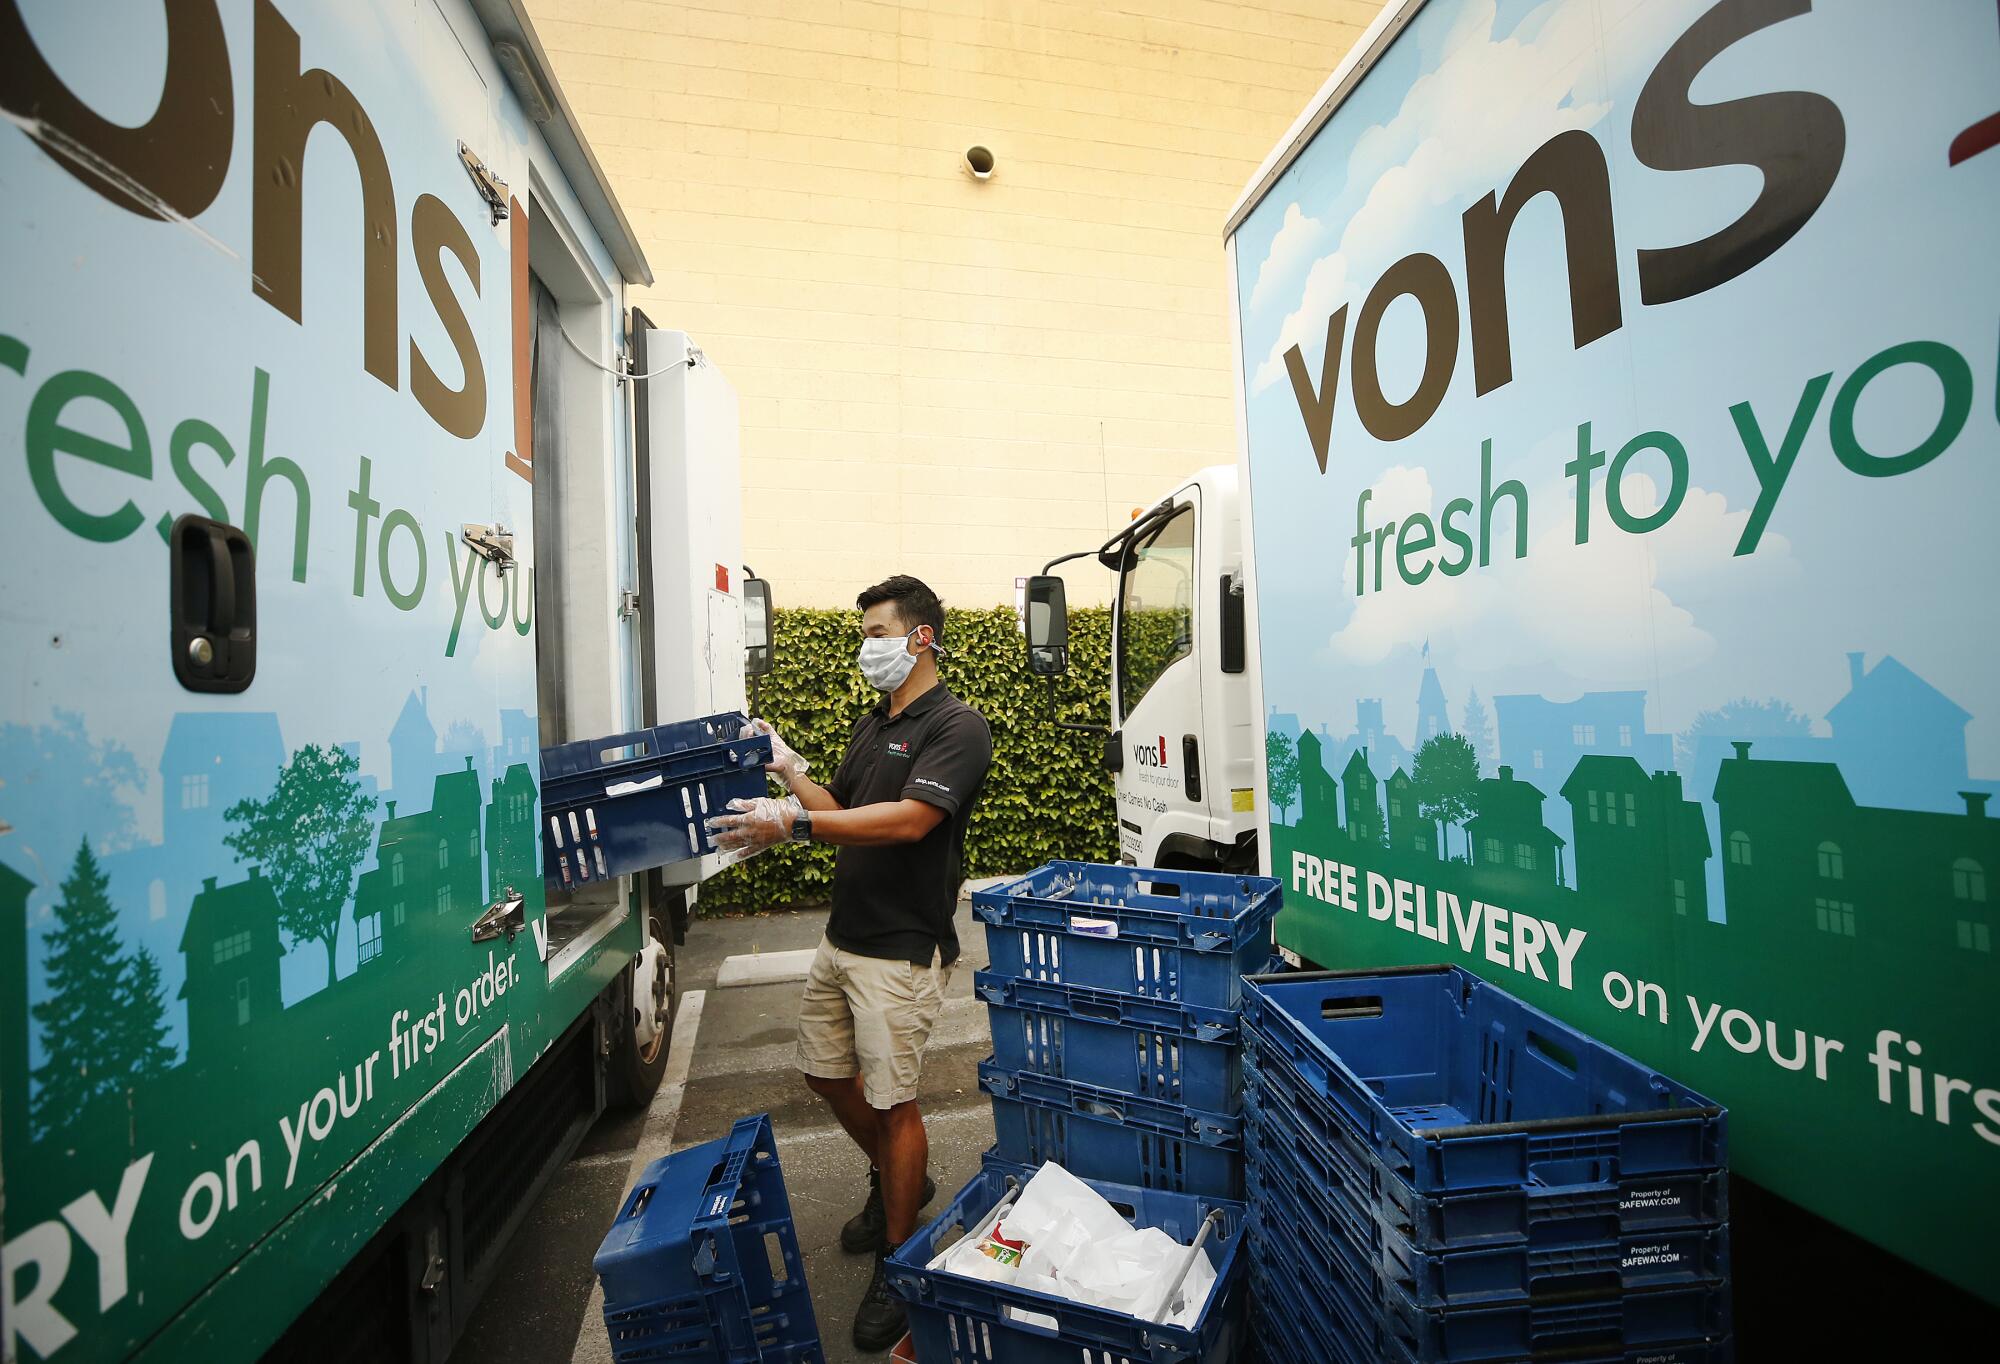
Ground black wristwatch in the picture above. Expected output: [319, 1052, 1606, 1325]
[790, 810, 813, 843]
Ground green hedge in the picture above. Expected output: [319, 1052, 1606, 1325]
[695, 606, 1118, 913]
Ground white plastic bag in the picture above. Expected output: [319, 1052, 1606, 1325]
[941, 1164, 1218, 1328]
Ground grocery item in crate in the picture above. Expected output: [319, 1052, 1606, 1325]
[938, 1163, 1220, 1328]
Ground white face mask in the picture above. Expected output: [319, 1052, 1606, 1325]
[857, 628, 922, 691]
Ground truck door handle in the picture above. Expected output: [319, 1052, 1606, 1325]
[1182, 735, 1201, 801]
[171, 514, 256, 693]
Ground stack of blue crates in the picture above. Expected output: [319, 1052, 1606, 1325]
[1241, 966, 1732, 1364]
[593, 1113, 822, 1362]
[971, 861, 1284, 1197]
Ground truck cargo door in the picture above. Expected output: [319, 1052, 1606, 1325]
[633, 317, 750, 725]
[1113, 493, 1214, 861]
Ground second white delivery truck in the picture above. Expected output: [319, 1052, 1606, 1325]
[1026, 0, 2000, 1344]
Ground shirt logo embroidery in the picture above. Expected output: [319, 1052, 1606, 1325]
[887, 740, 911, 756]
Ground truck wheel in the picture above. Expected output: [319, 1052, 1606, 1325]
[607, 903, 679, 1109]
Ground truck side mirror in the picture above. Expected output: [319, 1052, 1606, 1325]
[1024, 575, 1069, 676]
[743, 576, 775, 679]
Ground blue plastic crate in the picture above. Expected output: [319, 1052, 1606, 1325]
[593, 1113, 821, 1363]
[1384, 1334, 1733, 1364]
[1379, 1216, 1730, 1309]
[883, 1161, 1248, 1364]
[981, 1059, 1241, 1145]
[1246, 1186, 1383, 1355]
[1252, 1287, 1372, 1364]
[1381, 1282, 1731, 1364]
[988, 1072, 1242, 1198]
[1242, 968, 1726, 1194]
[1250, 1121, 1734, 1359]
[542, 712, 771, 889]
[976, 862, 1281, 1010]
[1245, 1145, 1380, 1306]
[1250, 1075, 1729, 1310]
[977, 969, 1242, 1113]
[1250, 1281, 1370, 1364]
[1374, 1157, 1729, 1254]
[1245, 1056, 1379, 1213]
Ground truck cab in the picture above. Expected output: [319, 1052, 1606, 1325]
[1026, 464, 1258, 872]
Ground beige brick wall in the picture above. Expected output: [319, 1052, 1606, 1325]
[526, 0, 1381, 606]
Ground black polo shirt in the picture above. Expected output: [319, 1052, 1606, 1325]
[823, 683, 992, 965]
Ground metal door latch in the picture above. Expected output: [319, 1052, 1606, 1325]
[458, 141, 509, 223]
[461, 523, 515, 572]
[471, 889, 526, 944]
[420, 1227, 446, 1296]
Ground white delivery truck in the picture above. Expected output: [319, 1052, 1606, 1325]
[1025, 0, 2000, 1341]
[0, 2, 772, 1359]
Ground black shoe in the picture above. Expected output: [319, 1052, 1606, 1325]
[852, 1247, 909, 1353]
[839, 1168, 938, 1254]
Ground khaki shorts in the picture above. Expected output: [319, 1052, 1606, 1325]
[796, 935, 954, 1110]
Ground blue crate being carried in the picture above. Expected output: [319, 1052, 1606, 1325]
[977, 969, 1242, 1114]
[975, 862, 1281, 1011]
[593, 1113, 820, 1363]
[542, 712, 771, 890]
[1241, 966, 1727, 1194]
[885, 1159, 1248, 1364]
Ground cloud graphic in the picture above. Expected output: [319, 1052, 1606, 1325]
[1248, 203, 1326, 312]
[1249, 0, 1686, 394]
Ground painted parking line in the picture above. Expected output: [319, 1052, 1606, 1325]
[716, 948, 818, 987]
[570, 987, 707, 1364]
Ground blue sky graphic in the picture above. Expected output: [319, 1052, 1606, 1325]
[1235, 0, 1999, 786]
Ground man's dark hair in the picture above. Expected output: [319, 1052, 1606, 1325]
[857, 574, 944, 639]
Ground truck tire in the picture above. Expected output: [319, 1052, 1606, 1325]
[607, 900, 680, 1109]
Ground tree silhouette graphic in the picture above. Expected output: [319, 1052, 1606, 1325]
[0, 709, 145, 861]
[1675, 696, 1811, 772]
[1266, 730, 1300, 823]
[1462, 690, 1494, 773]
[120, 947, 177, 1079]
[1412, 732, 1480, 860]
[224, 743, 376, 989]
[30, 841, 129, 1139]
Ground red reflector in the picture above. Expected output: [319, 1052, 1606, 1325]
[715, 564, 730, 592]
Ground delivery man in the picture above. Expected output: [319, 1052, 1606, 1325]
[707, 574, 993, 1351]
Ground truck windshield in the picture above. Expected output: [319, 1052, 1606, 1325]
[1117, 505, 1195, 719]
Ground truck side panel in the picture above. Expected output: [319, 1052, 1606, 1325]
[1, 2, 627, 1357]
[1232, 0, 1999, 1304]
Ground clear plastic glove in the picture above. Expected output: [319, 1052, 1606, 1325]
[741, 718, 810, 783]
[704, 794, 803, 863]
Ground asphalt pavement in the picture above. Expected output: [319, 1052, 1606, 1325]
[452, 896, 995, 1363]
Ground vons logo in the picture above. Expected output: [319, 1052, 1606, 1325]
[1132, 735, 1169, 768]
[887, 740, 911, 757]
